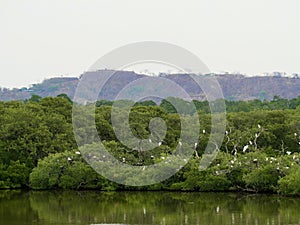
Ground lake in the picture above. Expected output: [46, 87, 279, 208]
[0, 190, 299, 225]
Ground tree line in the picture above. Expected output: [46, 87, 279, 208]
[0, 94, 300, 195]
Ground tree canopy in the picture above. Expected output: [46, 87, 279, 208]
[0, 95, 299, 195]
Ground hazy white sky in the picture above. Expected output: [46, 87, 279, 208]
[0, 0, 299, 88]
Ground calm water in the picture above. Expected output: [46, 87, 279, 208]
[0, 190, 300, 225]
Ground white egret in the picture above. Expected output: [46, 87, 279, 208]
[243, 145, 249, 153]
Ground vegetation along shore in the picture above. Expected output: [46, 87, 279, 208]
[0, 94, 300, 196]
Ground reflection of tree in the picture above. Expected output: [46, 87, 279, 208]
[0, 191, 38, 224]
[26, 191, 300, 225]
[1, 191, 300, 224]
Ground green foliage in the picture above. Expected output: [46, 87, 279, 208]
[0, 97, 76, 188]
[134, 100, 157, 106]
[198, 173, 232, 191]
[160, 97, 196, 115]
[193, 95, 300, 112]
[29, 94, 42, 102]
[29, 151, 114, 190]
[57, 93, 73, 103]
[0, 95, 300, 193]
[243, 164, 281, 192]
[278, 166, 300, 195]
[160, 99, 177, 113]
[0, 161, 30, 188]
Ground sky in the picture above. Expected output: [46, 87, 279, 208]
[0, 0, 300, 88]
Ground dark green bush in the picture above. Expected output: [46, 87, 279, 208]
[278, 166, 300, 195]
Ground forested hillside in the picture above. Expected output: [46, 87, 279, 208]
[0, 95, 300, 195]
[1, 70, 300, 101]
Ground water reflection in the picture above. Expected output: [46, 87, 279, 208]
[0, 190, 300, 225]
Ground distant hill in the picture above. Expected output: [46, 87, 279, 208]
[1, 70, 299, 102]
